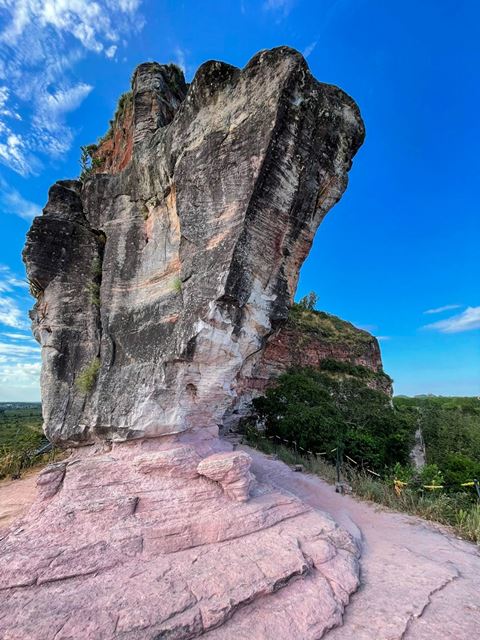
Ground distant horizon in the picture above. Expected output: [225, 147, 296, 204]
[0, 1, 478, 401]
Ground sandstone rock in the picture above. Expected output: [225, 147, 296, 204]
[36, 462, 66, 499]
[8, 47, 367, 639]
[197, 451, 254, 502]
[135, 445, 201, 478]
[23, 46, 364, 445]
[0, 440, 360, 639]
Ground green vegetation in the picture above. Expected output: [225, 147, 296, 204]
[97, 90, 133, 146]
[0, 404, 46, 478]
[85, 281, 101, 306]
[288, 303, 374, 354]
[394, 395, 480, 489]
[171, 276, 182, 294]
[252, 367, 412, 469]
[75, 357, 101, 394]
[79, 144, 104, 181]
[85, 257, 103, 306]
[247, 388, 480, 545]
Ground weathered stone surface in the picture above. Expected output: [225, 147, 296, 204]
[11, 47, 368, 639]
[197, 451, 254, 501]
[0, 440, 360, 639]
[23, 46, 364, 445]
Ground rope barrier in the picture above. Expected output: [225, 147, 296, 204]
[255, 432, 479, 497]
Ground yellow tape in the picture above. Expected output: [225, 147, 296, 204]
[461, 481, 475, 487]
[394, 480, 408, 486]
[423, 485, 444, 490]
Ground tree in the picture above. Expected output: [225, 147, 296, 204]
[298, 291, 318, 311]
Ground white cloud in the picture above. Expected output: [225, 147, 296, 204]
[0, 295, 29, 330]
[303, 41, 317, 58]
[0, 264, 27, 291]
[0, 177, 42, 220]
[0, 341, 38, 356]
[263, 0, 294, 17]
[105, 44, 117, 59]
[424, 304, 462, 315]
[2, 331, 34, 340]
[0, 0, 144, 174]
[0, 264, 31, 330]
[173, 46, 187, 74]
[424, 306, 480, 334]
[0, 360, 41, 401]
[376, 336, 391, 342]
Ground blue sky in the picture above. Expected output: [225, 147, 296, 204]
[0, 0, 478, 401]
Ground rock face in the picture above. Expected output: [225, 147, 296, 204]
[224, 306, 392, 429]
[23, 46, 364, 446]
[8, 48, 368, 639]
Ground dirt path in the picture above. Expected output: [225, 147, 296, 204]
[0, 468, 40, 530]
[243, 446, 480, 640]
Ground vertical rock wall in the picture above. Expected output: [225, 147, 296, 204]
[23, 47, 365, 445]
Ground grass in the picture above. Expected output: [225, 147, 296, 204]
[75, 357, 101, 394]
[85, 281, 101, 306]
[287, 304, 378, 356]
[171, 277, 182, 294]
[245, 429, 480, 545]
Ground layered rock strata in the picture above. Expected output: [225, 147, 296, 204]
[0, 438, 360, 639]
[23, 46, 364, 445]
[8, 47, 367, 639]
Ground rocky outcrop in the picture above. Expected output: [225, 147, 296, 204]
[225, 306, 392, 429]
[0, 438, 360, 639]
[23, 46, 364, 446]
[197, 451, 254, 502]
[9, 48, 368, 639]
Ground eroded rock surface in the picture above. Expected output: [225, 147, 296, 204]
[197, 451, 254, 502]
[11, 47, 368, 639]
[23, 46, 364, 445]
[0, 439, 360, 639]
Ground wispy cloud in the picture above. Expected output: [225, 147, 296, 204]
[0, 176, 42, 221]
[2, 331, 34, 341]
[376, 336, 391, 342]
[0, 0, 144, 174]
[424, 304, 462, 315]
[173, 46, 187, 74]
[0, 264, 30, 330]
[263, 0, 295, 19]
[303, 41, 317, 58]
[0, 264, 27, 291]
[0, 295, 29, 330]
[423, 306, 480, 334]
[0, 264, 39, 400]
[0, 360, 41, 401]
[0, 341, 38, 356]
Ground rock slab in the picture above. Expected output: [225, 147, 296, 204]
[0, 439, 360, 639]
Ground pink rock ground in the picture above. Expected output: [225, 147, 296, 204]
[0, 435, 359, 640]
[246, 446, 480, 640]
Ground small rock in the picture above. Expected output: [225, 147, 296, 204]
[197, 451, 255, 502]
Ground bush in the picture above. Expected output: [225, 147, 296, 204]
[76, 358, 101, 394]
[252, 368, 415, 470]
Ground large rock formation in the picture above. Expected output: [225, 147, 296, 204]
[23, 47, 364, 446]
[3, 48, 367, 639]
